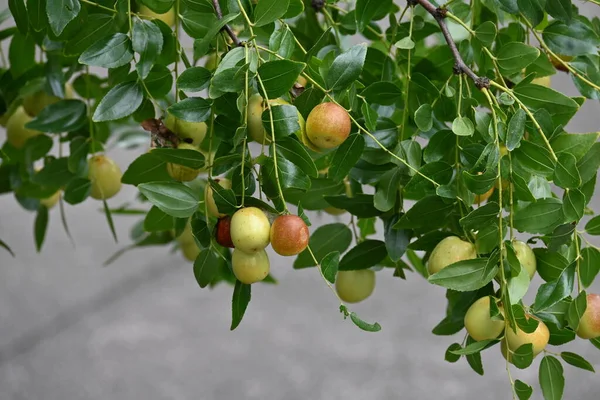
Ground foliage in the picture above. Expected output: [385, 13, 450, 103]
[1, 0, 600, 398]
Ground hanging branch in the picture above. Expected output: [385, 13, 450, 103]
[212, 0, 243, 47]
[414, 0, 490, 90]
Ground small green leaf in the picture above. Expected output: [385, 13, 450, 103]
[428, 258, 498, 292]
[562, 189, 584, 222]
[262, 104, 301, 138]
[560, 351, 595, 372]
[383, 215, 410, 262]
[514, 380, 533, 400]
[122, 153, 170, 185]
[275, 137, 318, 178]
[534, 263, 575, 311]
[355, 0, 392, 32]
[138, 181, 200, 218]
[567, 291, 587, 332]
[554, 153, 581, 189]
[26, 100, 87, 133]
[449, 339, 495, 355]
[47, 0, 80, 36]
[193, 248, 219, 288]
[150, 147, 205, 169]
[361, 82, 402, 105]
[513, 141, 556, 177]
[253, 0, 290, 27]
[326, 44, 367, 92]
[513, 198, 564, 234]
[294, 223, 352, 269]
[143, 206, 175, 232]
[167, 97, 212, 122]
[506, 109, 526, 151]
[474, 21, 497, 46]
[102, 199, 118, 242]
[258, 60, 305, 99]
[580, 247, 600, 288]
[93, 81, 144, 122]
[497, 42, 540, 74]
[34, 205, 48, 252]
[338, 240, 387, 271]
[415, 104, 433, 132]
[349, 312, 382, 332]
[585, 215, 600, 235]
[231, 280, 251, 330]
[9, 0, 29, 35]
[542, 20, 600, 57]
[132, 18, 163, 79]
[177, 66, 211, 92]
[445, 343, 462, 363]
[452, 116, 474, 136]
[321, 251, 340, 284]
[63, 178, 91, 205]
[539, 355, 564, 400]
[79, 33, 133, 68]
[394, 36, 415, 49]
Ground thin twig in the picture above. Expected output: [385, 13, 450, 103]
[415, 0, 489, 89]
[212, 0, 243, 46]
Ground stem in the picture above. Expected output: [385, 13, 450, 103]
[400, 5, 414, 140]
[415, 0, 489, 89]
[508, 152, 514, 239]
[80, 0, 119, 13]
[574, 232, 583, 292]
[85, 66, 96, 153]
[322, 8, 342, 48]
[174, 0, 180, 102]
[240, 45, 250, 207]
[127, 0, 133, 33]
[212, 0, 242, 46]
[307, 245, 345, 305]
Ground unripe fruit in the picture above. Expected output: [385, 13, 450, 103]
[204, 178, 232, 218]
[324, 207, 346, 216]
[577, 294, 600, 339]
[6, 106, 41, 148]
[464, 297, 504, 341]
[513, 240, 537, 279]
[505, 317, 549, 358]
[297, 75, 308, 87]
[164, 113, 207, 147]
[247, 94, 306, 144]
[532, 76, 551, 88]
[215, 216, 235, 248]
[427, 236, 477, 275]
[474, 187, 494, 204]
[138, 5, 175, 26]
[232, 248, 270, 284]
[500, 144, 508, 157]
[230, 207, 271, 253]
[306, 102, 351, 149]
[335, 270, 376, 303]
[205, 53, 218, 71]
[166, 143, 202, 182]
[23, 85, 73, 117]
[270, 215, 309, 256]
[39, 190, 61, 209]
[88, 155, 122, 200]
[177, 223, 195, 245]
[181, 241, 200, 261]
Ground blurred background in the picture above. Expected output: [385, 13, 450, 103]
[1, 1, 600, 399]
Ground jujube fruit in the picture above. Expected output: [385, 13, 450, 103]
[164, 113, 207, 147]
[505, 316, 549, 358]
[270, 215, 309, 256]
[181, 241, 200, 261]
[464, 296, 504, 341]
[512, 240, 537, 279]
[22, 85, 73, 117]
[39, 190, 61, 209]
[204, 178, 232, 218]
[165, 143, 202, 182]
[427, 236, 477, 275]
[335, 270, 376, 303]
[576, 293, 600, 339]
[88, 155, 122, 200]
[138, 5, 175, 26]
[230, 207, 271, 253]
[474, 187, 494, 204]
[6, 106, 41, 148]
[305, 102, 351, 149]
[232, 248, 270, 284]
[247, 94, 305, 144]
[215, 216, 235, 248]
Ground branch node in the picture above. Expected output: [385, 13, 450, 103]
[475, 77, 491, 90]
[435, 7, 448, 19]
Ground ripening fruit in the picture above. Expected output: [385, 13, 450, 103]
[205, 53, 218, 71]
[512, 240, 537, 279]
[138, 5, 175, 26]
[577, 294, 600, 339]
[505, 317, 549, 358]
[164, 113, 207, 147]
[166, 143, 202, 182]
[181, 241, 200, 261]
[532, 76, 551, 88]
[336, 270, 376, 303]
[23, 85, 73, 117]
[247, 94, 305, 144]
[232, 248, 270, 284]
[270, 215, 309, 256]
[306, 102, 351, 149]
[88, 155, 122, 200]
[464, 297, 504, 341]
[474, 187, 494, 204]
[297, 75, 308, 87]
[6, 106, 41, 148]
[204, 178, 232, 218]
[39, 191, 61, 209]
[427, 236, 477, 275]
[215, 216, 235, 248]
[230, 207, 271, 253]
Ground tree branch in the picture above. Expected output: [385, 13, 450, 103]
[212, 0, 243, 47]
[414, 0, 490, 90]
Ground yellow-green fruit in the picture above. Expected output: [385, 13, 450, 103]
[164, 113, 207, 147]
[427, 236, 477, 275]
[500, 144, 508, 157]
[88, 155, 122, 200]
[532, 76, 551, 87]
[513, 240, 537, 279]
[474, 187, 494, 204]
[0, 109, 15, 127]
[230, 207, 271, 253]
[335, 270, 376, 303]
[205, 53, 218, 71]
[464, 297, 504, 341]
[166, 143, 202, 182]
[505, 317, 549, 358]
[577, 294, 600, 339]
[138, 5, 175, 26]
[204, 178, 232, 218]
[6, 106, 41, 148]
[232, 248, 270, 284]
[247, 95, 306, 144]
[177, 223, 195, 245]
[39, 191, 61, 209]
[181, 241, 200, 261]
[23, 85, 73, 117]
[297, 75, 308, 87]
[306, 102, 351, 149]
[324, 207, 346, 216]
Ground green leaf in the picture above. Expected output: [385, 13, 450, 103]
[338, 240, 387, 271]
[394, 196, 454, 231]
[63, 178, 91, 205]
[428, 258, 498, 292]
[9, 32, 35, 78]
[551, 132, 600, 161]
[562, 189, 584, 222]
[253, 0, 289, 27]
[327, 133, 364, 182]
[554, 153, 581, 189]
[150, 147, 205, 169]
[167, 97, 212, 122]
[506, 109, 526, 151]
[190, 216, 211, 248]
[374, 167, 403, 212]
[326, 44, 367, 92]
[32, 158, 75, 187]
[294, 223, 352, 269]
[394, 36, 415, 49]
[79, 33, 133, 69]
[513, 84, 579, 126]
[452, 116, 474, 136]
[122, 153, 170, 185]
[28, 0, 47, 32]
[180, 11, 217, 39]
[445, 343, 462, 363]
[102, 199, 118, 242]
[24, 134, 54, 161]
[518, 0, 545, 27]
[465, 336, 484, 375]
[25, 100, 87, 133]
[534, 263, 575, 311]
[543, 20, 600, 57]
[567, 290, 587, 331]
[580, 247, 600, 288]
[561, 351, 595, 372]
[321, 251, 340, 284]
[132, 19, 163, 79]
[349, 312, 382, 332]
[0, 238, 16, 257]
[414, 104, 433, 132]
[177, 66, 211, 92]
[355, 0, 392, 32]
[275, 136, 318, 178]
[231, 280, 251, 330]
[460, 202, 500, 231]
[257, 60, 305, 99]
[474, 21, 497, 47]
[514, 380, 533, 400]
[513, 141, 556, 177]
[93, 81, 143, 122]
[193, 248, 219, 288]
[513, 198, 564, 234]
[512, 343, 534, 369]
[535, 248, 569, 282]
[47, 0, 80, 36]
[209, 179, 238, 216]
[9, 0, 29, 35]
[138, 181, 199, 218]
[34, 205, 48, 252]
[539, 356, 564, 400]
[64, 14, 117, 56]
[324, 194, 382, 218]
[262, 104, 301, 138]
[144, 206, 175, 232]
[449, 339, 495, 355]
[545, 0, 572, 23]
[497, 42, 540, 74]
[269, 24, 295, 59]
[361, 82, 402, 105]
[384, 216, 410, 262]
[577, 142, 600, 184]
